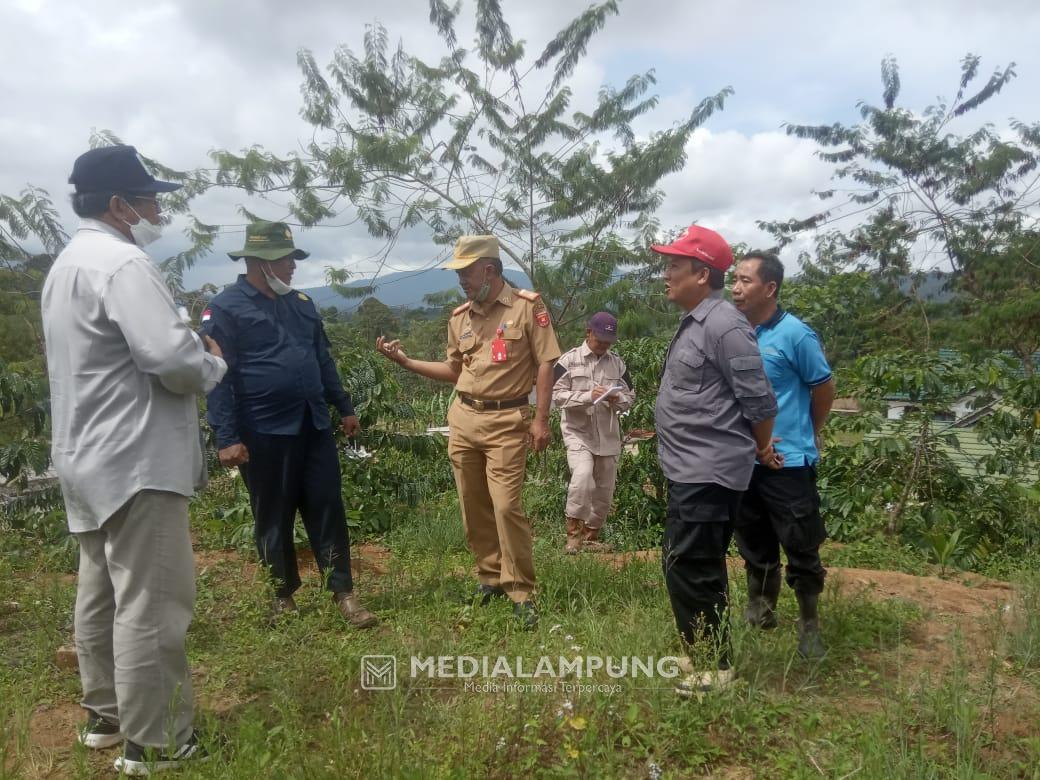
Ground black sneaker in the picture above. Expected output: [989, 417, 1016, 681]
[113, 730, 208, 776]
[512, 600, 539, 630]
[459, 583, 506, 606]
[78, 709, 122, 749]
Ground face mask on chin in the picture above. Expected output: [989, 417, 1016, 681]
[121, 201, 162, 247]
[261, 262, 293, 296]
[473, 267, 492, 303]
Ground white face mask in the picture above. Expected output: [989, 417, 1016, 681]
[121, 201, 162, 247]
[261, 262, 293, 296]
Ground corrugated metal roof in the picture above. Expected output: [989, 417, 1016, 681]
[863, 422, 1037, 486]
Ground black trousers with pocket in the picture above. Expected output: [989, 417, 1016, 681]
[662, 480, 741, 668]
[239, 413, 354, 598]
[734, 464, 827, 595]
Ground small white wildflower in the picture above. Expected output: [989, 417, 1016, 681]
[648, 761, 663, 780]
[564, 634, 574, 641]
[570, 645, 582, 651]
[562, 700, 573, 712]
[496, 737, 507, 750]
[549, 623, 563, 634]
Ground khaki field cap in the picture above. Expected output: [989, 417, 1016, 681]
[228, 220, 310, 262]
[444, 235, 501, 270]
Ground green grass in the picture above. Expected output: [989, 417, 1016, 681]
[2, 491, 1039, 778]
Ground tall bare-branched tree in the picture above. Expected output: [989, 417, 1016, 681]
[210, 0, 731, 329]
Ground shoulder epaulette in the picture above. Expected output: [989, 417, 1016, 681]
[516, 289, 540, 302]
[452, 302, 472, 316]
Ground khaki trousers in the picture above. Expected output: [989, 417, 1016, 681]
[74, 490, 195, 748]
[564, 449, 619, 529]
[447, 399, 534, 602]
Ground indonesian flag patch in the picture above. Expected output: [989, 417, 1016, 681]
[201, 308, 212, 322]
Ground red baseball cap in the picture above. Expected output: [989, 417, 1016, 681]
[650, 225, 734, 271]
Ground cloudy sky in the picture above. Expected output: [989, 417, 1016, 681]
[3, 0, 1038, 291]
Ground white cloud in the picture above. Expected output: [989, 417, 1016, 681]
[2, 0, 1039, 288]
[654, 129, 833, 265]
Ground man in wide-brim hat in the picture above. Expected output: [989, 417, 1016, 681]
[203, 220, 378, 629]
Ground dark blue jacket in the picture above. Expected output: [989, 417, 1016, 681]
[202, 275, 354, 448]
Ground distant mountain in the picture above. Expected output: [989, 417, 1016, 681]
[897, 270, 955, 303]
[301, 268, 533, 312]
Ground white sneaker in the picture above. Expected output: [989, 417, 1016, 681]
[675, 667, 735, 697]
[78, 711, 123, 749]
[113, 731, 208, 776]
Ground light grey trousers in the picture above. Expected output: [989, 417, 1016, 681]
[74, 489, 195, 748]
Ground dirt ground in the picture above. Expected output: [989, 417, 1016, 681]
[16, 545, 1036, 777]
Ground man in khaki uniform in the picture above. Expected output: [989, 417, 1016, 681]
[552, 312, 634, 554]
[376, 235, 561, 627]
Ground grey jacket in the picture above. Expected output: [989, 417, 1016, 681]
[655, 293, 777, 490]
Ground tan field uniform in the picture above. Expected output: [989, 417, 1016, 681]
[552, 344, 635, 528]
[446, 284, 561, 602]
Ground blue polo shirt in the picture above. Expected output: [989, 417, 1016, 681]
[201, 275, 354, 448]
[755, 307, 832, 467]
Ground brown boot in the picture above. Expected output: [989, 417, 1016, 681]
[271, 595, 299, 618]
[581, 524, 611, 552]
[565, 517, 583, 554]
[334, 591, 379, 629]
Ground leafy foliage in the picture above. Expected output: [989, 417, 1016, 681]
[818, 350, 1039, 567]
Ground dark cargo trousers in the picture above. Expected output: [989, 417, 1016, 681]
[734, 464, 827, 595]
[662, 480, 741, 668]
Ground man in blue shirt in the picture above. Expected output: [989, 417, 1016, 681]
[203, 221, 376, 628]
[731, 251, 836, 659]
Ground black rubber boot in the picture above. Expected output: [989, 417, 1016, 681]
[795, 590, 826, 660]
[744, 567, 781, 629]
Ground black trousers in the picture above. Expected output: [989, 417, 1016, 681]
[734, 464, 827, 595]
[662, 480, 740, 667]
[239, 415, 353, 598]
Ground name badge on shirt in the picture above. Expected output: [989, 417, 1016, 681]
[490, 327, 508, 363]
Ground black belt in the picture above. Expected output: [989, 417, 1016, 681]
[459, 394, 529, 411]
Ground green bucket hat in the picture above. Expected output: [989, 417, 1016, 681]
[228, 220, 310, 261]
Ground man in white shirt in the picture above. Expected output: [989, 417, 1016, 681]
[41, 145, 226, 775]
[551, 312, 634, 553]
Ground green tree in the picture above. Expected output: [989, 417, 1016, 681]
[761, 55, 1040, 365]
[352, 297, 400, 344]
[0, 188, 65, 484]
[210, 0, 731, 328]
[948, 231, 1040, 375]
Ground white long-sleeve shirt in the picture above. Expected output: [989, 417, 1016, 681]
[41, 219, 226, 532]
[552, 342, 635, 456]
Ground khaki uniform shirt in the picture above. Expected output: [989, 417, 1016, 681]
[447, 284, 561, 400]
[552, 343, 635, 456]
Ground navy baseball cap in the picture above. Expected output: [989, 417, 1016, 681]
[69, 145, 182, 194]
[588, 311, 619, 342]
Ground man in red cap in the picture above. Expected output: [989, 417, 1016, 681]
[552, 311, 635, 553]
[651, 225, 779, 696]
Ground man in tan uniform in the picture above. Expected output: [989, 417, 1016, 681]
[376, 235, 561, 628]
[552, 312, 634, 554]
